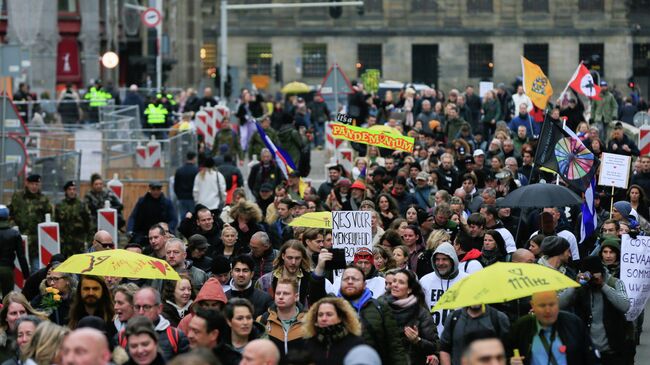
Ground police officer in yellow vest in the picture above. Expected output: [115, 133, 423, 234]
[83, 79, 113, 122]
[144, 95, 169, 139]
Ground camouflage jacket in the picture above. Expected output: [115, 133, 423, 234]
[211, 128, 243, 159]
[55, 197, 91, 249]
[83, 189, 125, 228]
[9, 189, 52, 236]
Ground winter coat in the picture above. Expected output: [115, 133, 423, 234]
[592, 90, 618, 124]
[215, 322, 266, 365]
[127, 193, 177, 235]
[382, 294, 439, 365]
[277, 123, 305, 168]
[303, 325, 365, 365]
[257, 304, 306, 361]
[117, 315, 189, 361]
[177, 278, 227, 335]
[226, 282, 273, 318]
[193, 170, 227, 211]
[250, 249, 278, 282]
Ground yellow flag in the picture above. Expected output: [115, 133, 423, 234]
[521, 56, 553, 110]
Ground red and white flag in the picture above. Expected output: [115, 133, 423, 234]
[568, 63, 601, 100]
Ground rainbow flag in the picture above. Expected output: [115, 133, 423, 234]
[254, 122, 307, 197]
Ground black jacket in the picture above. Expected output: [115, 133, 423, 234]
[215, 322, 265, 365]
[0, 222, 28, 276]
[174, 163, 199, 200]
[508, 311, 598, 365]
[226, 284, 273, 318]
[304, 332, 365, 365]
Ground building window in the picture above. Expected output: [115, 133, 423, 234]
[357, 44, 382, 77]
[246, 43, 272, 76]
[467, 0, 493, 13]
[524, 44, 549, 75]
[523, 0, 548, 12]
[411, 0, 438, 12]
[412, 45, 439, 87]
[468, 44, 493, 78]
[578, 0, 603, 11]
[58, 0, 77, 12]
[303, 44, 327, 78]
[579, 43, 605, 78]
[633, 44, 650, 76]
[364, 0, 383, 13]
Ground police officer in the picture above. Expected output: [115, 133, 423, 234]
[144, 94, 169, 139]
[0, 205, 30, 296]
[9, 174, 52, 267]
[83, 79, 113, 122]
[55, 181, 92, 257]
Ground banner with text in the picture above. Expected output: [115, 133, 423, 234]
[332, 211, 373, 264]
[331, 122, 415, 153]
[621, 234, 650, 321]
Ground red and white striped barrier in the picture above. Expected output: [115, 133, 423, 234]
[97, 201, 118, 244]
[38, 214, 60, 269]
[195, 108, 216, 150]
[147, 136, 163, 168]
[136, 145, 148, 167]
[640, 126, 650, 156]
[107, 173, 124, 202]
[14, 235, 28, 290]
[338, 148, 354, 175]
[326, 122, 343, 151]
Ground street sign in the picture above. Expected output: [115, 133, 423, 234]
[319, 64, 353, 114]
[0, 93, 29, 136]
[141, 7, 162, 28]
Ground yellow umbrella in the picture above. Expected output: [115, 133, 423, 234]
[432, 262, 579, 311]
[54, 249, 181, 280]
[289, 211, 332, 229]
[281, 81, 310, 94]
[368, 124, 402, 136]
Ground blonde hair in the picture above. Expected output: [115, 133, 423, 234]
[426, 229, 451, 251]
[221, 224, 238, 237]
[21, 321, 69, 365]
[302, 297, 362, 338]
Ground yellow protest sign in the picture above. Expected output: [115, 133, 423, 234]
[331, 122, 414, 153]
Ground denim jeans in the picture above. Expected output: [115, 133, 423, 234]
[178, 199, 195, 221]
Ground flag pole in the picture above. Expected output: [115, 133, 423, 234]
[609, 186, 615, 219]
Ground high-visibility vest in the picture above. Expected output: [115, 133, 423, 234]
[156, 92, 177, 106]
[144, 103, 168, 124]
[84, 87, 112, 107]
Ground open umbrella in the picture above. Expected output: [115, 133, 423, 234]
[281, 81, 310, 94]
[432, 262, 579, 311]
[496, 183, 582, 208]
[368, 124, 402, 136]
[54, 249, 181, 280]
[289, 211, 332, 229]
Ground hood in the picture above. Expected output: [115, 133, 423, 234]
[431, 242, 460, 279]
[461, 248, 482, 262]
[154, 315, 171, 331]
[193, 278, 227, 308]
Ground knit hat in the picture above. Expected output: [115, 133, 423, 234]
[580, 255, 605, 275]
[359, 200, 375, 210]
[540, 236, 570, 257]
[188, 234, 209, 251]
[211, 255, 231, 275]
[613, 201, 632, 221]
[353, 248, 374, 265]
[600, 237, 621, 256]
[351, 180, 366, 190]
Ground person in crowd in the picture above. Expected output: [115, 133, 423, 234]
[128, 182, 178, 246]
[54, 181, 92, 258]
[178, 206, 222, 249]
[631, 155, 650, 197]
[376, 193, 400, 229]
[83, 173, 124, 230]
[525, 234, 544, 259]
[249, 231, 278, 282]
[122, 316, 167, 365]
[215, 298, 265, 365]
[382, 269, 439, 365]
[420, 242, 467, 336]
[0, 293, 46, 363]
[256, 279, 306, 362]
[147, 224, 169, 260]
[185, 235, 213, 273]
[400, 225, 426, 276]
[4, 315, 43, 365]
[229, 200, 265, 249]
[158, 239, 208, 293]
[372, 245, 396, 274]
[537, 236, 576, 279]
[509, 291, 597, 365]
[479, 230, 509, 267]
[186, 308, 223, 351]
[60, 327, 112, 365]
[20, 321, 69, 365]
[30, 263, 76, 326]
[226, 255, 273, 318]
[0, 206, 30, 297]
[392, 245, 410, 270]
[162, 273, 195, 328]
[248, 149, 283, 201]
[453, 230, 483, 274]
[599, 236, 621, 278]
[173, 152, 199, 220]
[113, 283, 138, 333]
[255, 240, 312, 306]
[607, 124, 640, 156]
[193, 158, 227, 216]
[68, 276, 114, 337]
[176, 277, 227, 336]
[240, 339, 281, 365]
[627, 184, 649, 220]
[461, 330, 507, 365]
[302, 297, 365, 365]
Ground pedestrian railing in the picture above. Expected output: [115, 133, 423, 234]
[13, 99, 115, 125]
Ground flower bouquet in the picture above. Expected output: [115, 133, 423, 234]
[40, 287, 62, 314]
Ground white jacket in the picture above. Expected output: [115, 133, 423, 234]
[512, 93, 533, 113]
[193, 169, 226, 210]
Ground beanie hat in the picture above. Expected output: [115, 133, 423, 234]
[211, 255, 231, 275]
[613, 201, 632, 221]
[351, 180, 366, 190]
[359, 200, 375, 210]
[353, 248, 374, 265]
[580, 255, 605, 275]
[600, 237, 621, 256]
[540, 236, 570, 257]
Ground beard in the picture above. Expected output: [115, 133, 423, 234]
[341, 286, 364, 300]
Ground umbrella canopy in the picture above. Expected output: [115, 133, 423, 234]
[432, 262, 579, 311]
[54, 249, 181, 280]
[281, 81, 310, 94]
[289, 211, 332, 229]
[368, 124, 402, 136]
[496, 183, 582, 208]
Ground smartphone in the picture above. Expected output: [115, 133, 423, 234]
[325, 248, 347, 271]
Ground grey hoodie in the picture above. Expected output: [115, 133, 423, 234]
[420, 242, 468, 336]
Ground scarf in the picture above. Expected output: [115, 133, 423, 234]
[391, 295, 418, 309]
[342, 288, 373, 313]
[314, 322, 349, 346]
[165, 300, 193, 319]
[480, 248, 500, 266]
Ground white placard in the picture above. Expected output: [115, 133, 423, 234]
[479, 81, 494, 98]
[332, 211, 373, 264]
[598, 152, 631, 189]
[621, 234, 650, 321]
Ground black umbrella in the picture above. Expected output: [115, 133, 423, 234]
[497, 183, 582, 208]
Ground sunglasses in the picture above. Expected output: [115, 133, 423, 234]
[95, 239, 114, 249]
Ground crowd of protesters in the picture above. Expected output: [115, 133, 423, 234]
[0, 76, 649, 365]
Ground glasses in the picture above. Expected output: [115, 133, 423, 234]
[134, 304, 156, 312]
[47, 276, 64, 283]
[342, 276, 363, 282]
[95, 239, 114, 249]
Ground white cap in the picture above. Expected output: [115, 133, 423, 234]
[473, 149, 485, 157]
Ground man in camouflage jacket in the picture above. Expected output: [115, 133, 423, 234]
[84, 174, 125, 230]
[9, 174, 52, 263]
[55, 181, 91, 257]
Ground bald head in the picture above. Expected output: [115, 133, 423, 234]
[62, 328, 111, 365]
[511, 249, 535, 264]
[92, 230, 114, 251]
[240, 339, 280, 365]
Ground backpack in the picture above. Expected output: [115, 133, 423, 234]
[446, 307, 503, 338]
[118, 326, 179, 354]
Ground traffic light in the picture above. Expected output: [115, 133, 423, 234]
[628, 76, 636, 89]
[329, 0, 342, 19]
[274, 63, 283, 83]
[357, 4, 364, 16]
